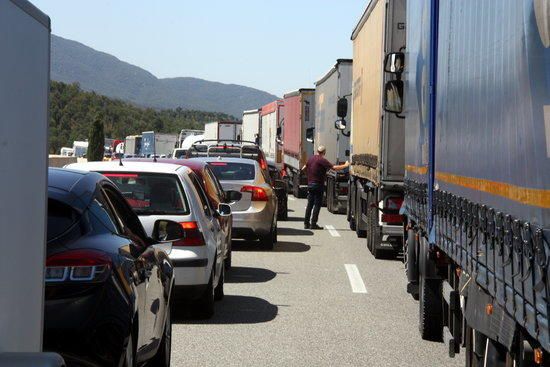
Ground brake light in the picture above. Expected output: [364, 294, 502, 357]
[209, 162, 227, 166]
[45, 249, 111, 283]
[103, 173, 138, 178]
[259, 158, 267, 171]
[241, 185, 268, 201]
[173, 221, 206, 246]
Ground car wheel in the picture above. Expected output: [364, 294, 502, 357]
[214, 264, 225, 301]
[194, 270, 215, 319]
[150, 305, 171, 366]
[260, 224, 276, 250]
[224, 248, 232, 270]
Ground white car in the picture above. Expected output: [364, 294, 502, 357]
[66, 161, 228, 318]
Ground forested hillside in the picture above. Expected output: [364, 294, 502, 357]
[49, 81, 234, 154]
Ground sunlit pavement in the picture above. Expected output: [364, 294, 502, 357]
[170, 198, 464, 366]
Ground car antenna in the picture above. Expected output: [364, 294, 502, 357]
[153, 138, 157, 162]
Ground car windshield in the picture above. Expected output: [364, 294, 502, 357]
[207, 162, 255, 181]
[47, 198, 81, 241]
[101, 172, 190, 215]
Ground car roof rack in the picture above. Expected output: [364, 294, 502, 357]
[187, 139, 261, 159]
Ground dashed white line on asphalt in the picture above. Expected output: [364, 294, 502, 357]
[344, 264, 368, 294]
[325, 225, 340, 237]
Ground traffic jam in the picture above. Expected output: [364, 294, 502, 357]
[4, 0, 550, 366]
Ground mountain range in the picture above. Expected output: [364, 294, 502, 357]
[51, 35, 279, 117]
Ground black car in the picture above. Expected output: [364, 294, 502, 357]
[267, 160, 288, 220]
[44, 168, 182, 367]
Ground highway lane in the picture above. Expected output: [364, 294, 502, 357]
[171, 198, 464, 366]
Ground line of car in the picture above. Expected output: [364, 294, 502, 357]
[43, 140, 287, 366]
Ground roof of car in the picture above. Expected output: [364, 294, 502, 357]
[48, 168, 104, 211]
[124, 158, 207, 173]
[193, 157, 259, 166]
[65, 161, 192, 175]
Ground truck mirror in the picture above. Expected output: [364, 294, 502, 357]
[337, 98, 348, 118]
[334, 119, 347, 131]
[383, 80, 404, 114]
[305, 127, 314, 143]
[384, 52, 405, 74]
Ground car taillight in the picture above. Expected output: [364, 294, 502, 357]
[45, 249, 111, 283]
[259, 158, 267, 171]
[241, 185, 268, 201]
[173, 221, 206, 246]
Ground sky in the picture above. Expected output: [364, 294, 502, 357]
[32, 0, 366, 97]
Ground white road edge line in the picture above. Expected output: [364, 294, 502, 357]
[325, 224, 341, 237]
[344, 264, 368, 294]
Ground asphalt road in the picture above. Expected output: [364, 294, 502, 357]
[171, 197, 464, 366]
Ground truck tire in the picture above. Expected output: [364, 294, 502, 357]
[418, 274, 443, 341]
[405, 228, 419, 300]
[326, 179, 333, 212]
[355, 186, 367, 238]
[349, 181, 357, 231]
[292, 173, 300, 198]
[465, 326, 485, 367]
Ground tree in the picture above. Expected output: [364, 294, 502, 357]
[87, 113, 105, 161]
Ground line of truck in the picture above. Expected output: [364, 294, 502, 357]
[243, 0, 550, 364]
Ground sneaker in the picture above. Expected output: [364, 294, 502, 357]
[310, 224, 323, 230]
[304, 223, 310, 229]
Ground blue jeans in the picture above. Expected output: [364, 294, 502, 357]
[304, 183, 324, 225]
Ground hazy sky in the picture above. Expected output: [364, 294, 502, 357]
[32, 0, 366, 96]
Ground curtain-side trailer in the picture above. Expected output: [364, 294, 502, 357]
[347, 0, 406, 258]
[314, 59, 352, 214]
[260, 100, 284, 169]
[283, 89, 315, 198]
[385, 0, 550, 364]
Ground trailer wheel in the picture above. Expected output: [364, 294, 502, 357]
[418, 273, 443, 341]
[465, 326, 485, 367]
[349, 181, 357, 231]
[355, 186, 367, 238]
[405, 228, 419, 300]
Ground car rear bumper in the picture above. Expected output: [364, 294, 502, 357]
[169, 248, 211, 288]
[231, 202, 276, 238]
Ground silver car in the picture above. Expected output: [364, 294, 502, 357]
[196, 157, 278, 249]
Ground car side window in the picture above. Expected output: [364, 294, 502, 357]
[204, 168, 224, 205]
[189, 173, 212, 217]
[88, 189, 121, 234]
[101, 185, 148, 246]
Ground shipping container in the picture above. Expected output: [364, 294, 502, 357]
[242, 109, 261, 143]
[391, 0, 550, 363]
[314, 59, 352, 214]
[260, 100, 284, 169]
[204, 121, 242, 141]
[347, 0, 406, 258]
[283, 89, 315, 198]
[0, 0, 50, 353]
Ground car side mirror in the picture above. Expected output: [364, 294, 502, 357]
[151, 219, 185, 243]
[306, 127, 314, 143]
[217, 203, 232, 216]
[225, 190, 242, 203]
[334, 119, 347, 131]
[384, 52, 405, 74]
[337, 97, 348, 118]
[383, 80, 404, 114]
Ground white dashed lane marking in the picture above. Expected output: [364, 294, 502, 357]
[325, 224, 341, 237]
[344, 264, 368, 294]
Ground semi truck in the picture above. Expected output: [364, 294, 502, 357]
[242, 109, 261, 143]
[124, 135, 142, 157]
[345, 0, 406, 258]
[204, 121, 242, 141]
[177, 129, 204, 147]
[283, 89, 315, 198]
[0, 1, 63, 363]
[260, 100, 284, 169]
[314, 59, 352, 214]
[141, 131, 178, 157]
[385, 0, 550, 364]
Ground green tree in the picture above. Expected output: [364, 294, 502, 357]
[87, 114, 105, 161]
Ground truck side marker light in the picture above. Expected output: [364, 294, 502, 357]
[486, 303, 493, 315]
[534, 348, 543, 364]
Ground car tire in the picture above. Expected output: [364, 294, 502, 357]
[214, 264, 225, 301]
[150, 304, 171, 367]
[418, 274, 443, 341]
[224, 248, 232, 270]
[260, 223, 276, 250]
[194, 270, 215, 319]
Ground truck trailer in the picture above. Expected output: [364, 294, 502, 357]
[387, 0, 550, 364]
[242, 109, 261, 143]
[141, 131, 178, 157]
[314, 59, 352, 214]
[204, 121, 242, 141]
[260, 100, 284, 169]
[346, 0, 406, 258]
[124, 135, 142, 157]
[283, 89, 315, 198]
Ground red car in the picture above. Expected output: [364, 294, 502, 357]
[126, 158, 240, 268]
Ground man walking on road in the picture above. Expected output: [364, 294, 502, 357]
[303, 145, 349, 229]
